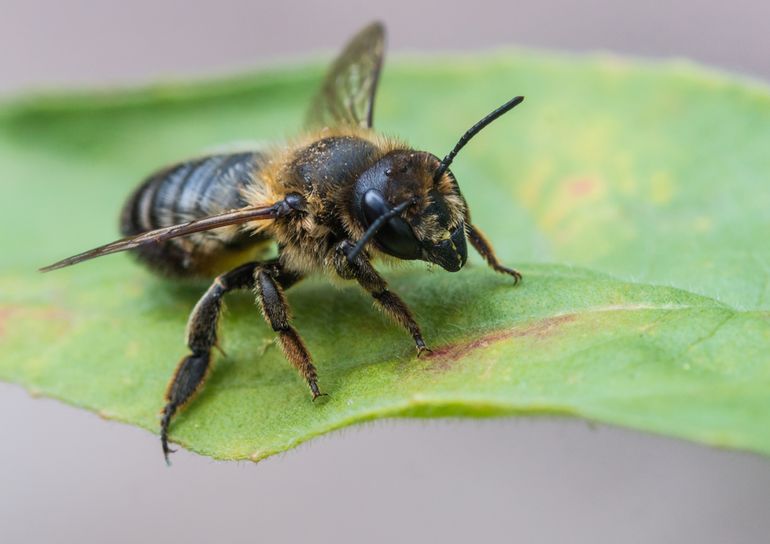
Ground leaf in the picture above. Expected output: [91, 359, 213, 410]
[1, 52, 769, 460]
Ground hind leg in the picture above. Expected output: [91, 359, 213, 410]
[160, 260, 303, 463]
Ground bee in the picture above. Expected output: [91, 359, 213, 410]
[42, 22, 525, 463]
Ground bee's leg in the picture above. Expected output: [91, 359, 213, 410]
[334, 240, 429, 356]
[160, 260, 303, 464]
[466, 223, 522, 284]
[254, 266, 322, 400]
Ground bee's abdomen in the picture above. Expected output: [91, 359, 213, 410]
[123, 152, 262, 231]
[121, 152, 269, 277]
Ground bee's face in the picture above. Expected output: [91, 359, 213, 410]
[351, 151, 468, 271]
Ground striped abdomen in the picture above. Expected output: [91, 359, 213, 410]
[121, 152, 270, 277]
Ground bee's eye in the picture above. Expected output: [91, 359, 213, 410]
[361, 190, 421, 260]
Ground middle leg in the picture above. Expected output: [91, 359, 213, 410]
[254, 266, 323, 399]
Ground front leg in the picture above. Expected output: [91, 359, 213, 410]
[466, 223, 522, 284]
[334, 240, 429, 356]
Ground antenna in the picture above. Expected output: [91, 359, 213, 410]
[433, 95, 524, 181]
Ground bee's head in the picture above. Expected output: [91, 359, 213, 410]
[347, 95, 524, 271]
[351, 151, 468, 271]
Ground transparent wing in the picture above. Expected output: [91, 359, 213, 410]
[305, 21, 386, 130]
[40, 203, 286, 272]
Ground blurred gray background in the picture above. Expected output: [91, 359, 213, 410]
[2, 1, 770, 543]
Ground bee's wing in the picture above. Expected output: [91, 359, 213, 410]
[40, 203, 285, 272]
[305, 21, 385, 130]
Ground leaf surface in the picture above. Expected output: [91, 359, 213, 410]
[1, 52, 769, 459]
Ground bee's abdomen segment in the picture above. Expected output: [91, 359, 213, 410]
[121, 152, 268, 277]
[123, 152, 261, 231]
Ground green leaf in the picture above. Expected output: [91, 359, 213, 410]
[1, 52, 769, 460]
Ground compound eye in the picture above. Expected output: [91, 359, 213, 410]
[361, 190, 421, 260]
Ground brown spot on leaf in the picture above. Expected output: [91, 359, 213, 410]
[510, 314, 576, 339]
[427, 330, 513, 365]
[0, 304, 73, 339]
[39, 308, 72, 322]
[425, 314, 577, 372]
[569, 177, 597, 197]
[0, 306, 17, 337]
